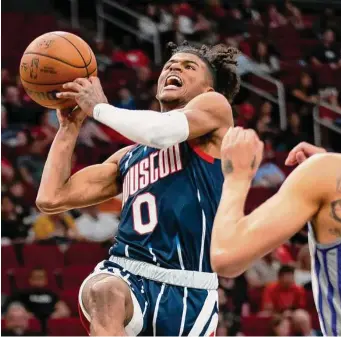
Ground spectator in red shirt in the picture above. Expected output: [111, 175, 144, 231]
[262, 265, 312, 335]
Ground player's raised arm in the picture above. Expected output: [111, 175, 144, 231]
[36, 108, 132, 214]
[57, 44, 239, 148]
[210, 127, 333, 278]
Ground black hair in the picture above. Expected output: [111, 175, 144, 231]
[167, 41, 241, 102]
[278, 265, 295, 276]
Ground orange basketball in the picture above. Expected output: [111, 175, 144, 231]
[19, 31, 97, 109]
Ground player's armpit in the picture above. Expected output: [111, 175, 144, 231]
[211, 153, 333, 278]
[184, 92, 233, 139]
[36, 146, 132, 214]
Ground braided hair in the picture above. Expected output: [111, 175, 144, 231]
[167, 41, 240, 102]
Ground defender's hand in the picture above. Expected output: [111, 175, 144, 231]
[56, 106, 87, 129]
[57, 77, 108, 117]
[221, 127, 264, 180]
[285, 142, 326, 166]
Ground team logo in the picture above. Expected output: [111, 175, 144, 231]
[30, 58, 39, 79]
[20, 62, 28, 72]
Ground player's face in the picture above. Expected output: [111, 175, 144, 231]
[156, 53, 213, 107]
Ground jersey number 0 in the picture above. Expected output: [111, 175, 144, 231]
[132, 193, 158, 235]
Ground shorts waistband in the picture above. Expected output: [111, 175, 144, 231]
[109, 256, 218, 290]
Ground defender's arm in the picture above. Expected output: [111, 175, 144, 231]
[211, 153, 334, 278]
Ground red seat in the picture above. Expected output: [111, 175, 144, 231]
[1, 270, 12, 295]
[248, 287, 264, 313]
[1, 318, 41, 332]
[312, 65, 336, 87]
[48, 318, 86, 336]
[11, 267, 59, 293]
[62, 265, 93, 290]
[245, 187, 276, 213]
[65, 243, 107, 266]
[23, 244, 64, 269]
[60, 289, 79, 316]
[249, 75, 277, 94]
[241, 315, 272, 336]
[1, 245, 19, 271]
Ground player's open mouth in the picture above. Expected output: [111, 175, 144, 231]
[164, 75, 183, 90]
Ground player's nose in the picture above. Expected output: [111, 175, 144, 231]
[169, 62, 182, 72]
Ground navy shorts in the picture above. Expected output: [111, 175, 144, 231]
[79, 259, 219, 336]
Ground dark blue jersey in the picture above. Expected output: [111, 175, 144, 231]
[110, 142, 224, 272]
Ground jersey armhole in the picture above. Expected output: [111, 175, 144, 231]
[187, 141, 215, 164]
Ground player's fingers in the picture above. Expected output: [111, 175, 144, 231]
[296, 151, 307, 164]
[285, 143, 303, 165]
[74, 78, 90, 86]
[56, 92, 78, 99]
[89, 76, 100, 85]
[62, 82, 83, 92]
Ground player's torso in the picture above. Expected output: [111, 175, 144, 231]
[110, 142, 223, 272]
[308, 223, 341, 336]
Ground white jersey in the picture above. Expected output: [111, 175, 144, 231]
[308, 223, 341, 336]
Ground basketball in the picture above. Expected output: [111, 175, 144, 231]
[19, 31, 97, 110]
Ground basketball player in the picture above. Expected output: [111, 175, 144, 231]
[211, 127, 341, 336]
[37, 42, 240, 336]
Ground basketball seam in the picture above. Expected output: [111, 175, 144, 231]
[51, 32, 89, 78]
[21, 68, 97, 85]
[41, 98, 69, 107]
[23, 52, 87, 68]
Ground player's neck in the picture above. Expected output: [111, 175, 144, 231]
[160, 101, 186, 113]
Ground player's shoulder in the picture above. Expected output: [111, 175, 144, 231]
[297, 152, 341, 173]
[187, 91, 231, 111]
[103, 145, 136, 165]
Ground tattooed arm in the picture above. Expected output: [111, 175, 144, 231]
[211, 127, 340, 277]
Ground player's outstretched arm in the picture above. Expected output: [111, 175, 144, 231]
[57, 78, 232, 148]
[210, 128, 332, 278]
[36, 108, 132, 214]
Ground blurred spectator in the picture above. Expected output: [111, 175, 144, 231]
[267, 5, 287, 29]
[1, 302, 39, 336]
[319, 87, 341, 122]
[312, 8, 341, 40]
[252, 40, 280, 74]
[279, 112, 309, 151]
[4, 268, 70, 324]
[291, 72, 318, 115]
[93, 38, 113, 73]
[116, 87, 136, 110]
[239, 0, 263, 26]
[254, 101, 279, 139]
[2, 194, 30, 243]
[223, 9, 247, 38]
[262, 265, 306, 313]
[284, 0, 304, 30]
[295, 244, 311, 286]
[2, 158, 15, 184]
[16, 137, 46, 188]
[253, 139, 285, 188]
[33, 213, 80, 243]
[236, 102, 256, 128]
[245, 253, 279, 288]
[310, 29, 341, 68]
[269, 314, 291, 336]
[2, 67, 12, 86]
[78, 119, 111, 148]
[75, 206, 120, 242]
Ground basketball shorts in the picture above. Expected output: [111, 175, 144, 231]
[79, 256, 219, 336]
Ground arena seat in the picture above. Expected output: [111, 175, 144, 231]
[23, 244, 64, 269]
[241, 315, 272, 336]
[62, 265, 93, 290]
[311, 65, 336, 87]
[1, 245, 19, 271]
[1, 317, 41, 332]
[65, 243, 107, 266]
[48, 317, 86, 336]
[60, 289, 79, 316]
[11, 267, 59, 293]
[1, 270, 12, 295]
[248, 287, 264, 313]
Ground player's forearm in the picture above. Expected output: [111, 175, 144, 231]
[36, 125, 79, 212]
[211, 178, 252, 277]
[93, 103, 189, 148]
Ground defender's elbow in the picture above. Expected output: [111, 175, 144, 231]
[211, 253, 246, 278]
[35, 196, 62, 214]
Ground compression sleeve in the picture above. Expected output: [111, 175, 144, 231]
[93, 103, 189, 149]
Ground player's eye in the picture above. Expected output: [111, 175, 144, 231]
[185, 65, 195, 70]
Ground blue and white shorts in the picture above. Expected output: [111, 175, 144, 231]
[79, 256, 219, 336]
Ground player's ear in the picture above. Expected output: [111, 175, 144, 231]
[206, 87, 215, 93]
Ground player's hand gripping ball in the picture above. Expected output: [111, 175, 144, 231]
[19, 31, 97, 109]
